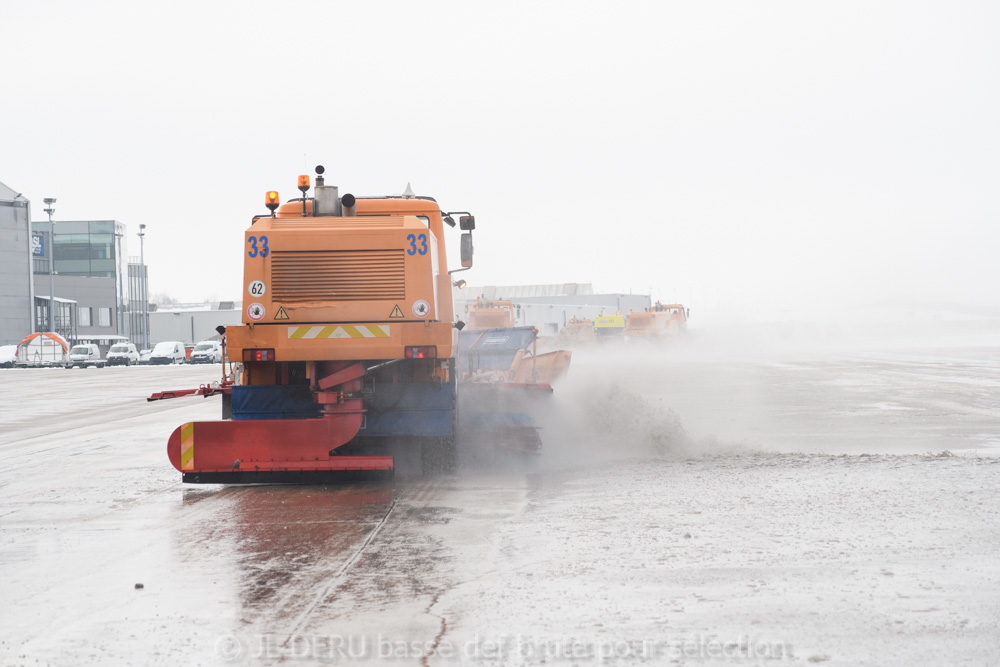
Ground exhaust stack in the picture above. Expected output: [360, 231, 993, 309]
[314, 184, 341, 216]
[312, 164, 342, 216]
[342, 193, 356, 217]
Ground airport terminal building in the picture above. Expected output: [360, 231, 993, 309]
[0, 179, 148, 346]
[0, 182, 34, 345]
[31, 219, 129, 342]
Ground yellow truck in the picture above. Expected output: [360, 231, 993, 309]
[593, 313, 626, 342]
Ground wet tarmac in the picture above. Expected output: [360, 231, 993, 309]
[1, 337, 998, 666]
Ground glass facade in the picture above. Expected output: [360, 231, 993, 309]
[32, 220, 126, 279]
[31, 220, 138, 343]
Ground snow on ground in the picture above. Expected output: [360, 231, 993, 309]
[0, 332, 998, 666]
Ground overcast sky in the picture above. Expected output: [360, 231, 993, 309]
[4, 1, 998, 323]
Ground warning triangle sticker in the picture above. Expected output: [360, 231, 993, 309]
[274, 306, 289, 320]
[389, 304, 404, 319]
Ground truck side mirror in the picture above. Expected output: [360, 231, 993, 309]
[460, 232, 474, 268]
[459, 216, 476, 231]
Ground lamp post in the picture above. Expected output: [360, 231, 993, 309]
[138, 224, 147, 349]
[43, 198, 56, 333]
[114, 227, 125, 336]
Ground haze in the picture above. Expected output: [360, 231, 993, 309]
[4, 1, 998, 326]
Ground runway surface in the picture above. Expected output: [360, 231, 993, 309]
[1, 334, 998, 665]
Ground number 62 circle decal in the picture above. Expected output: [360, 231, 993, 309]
[248, 280, 266, 296]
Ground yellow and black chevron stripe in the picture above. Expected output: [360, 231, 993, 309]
[286, 325, 390, 339]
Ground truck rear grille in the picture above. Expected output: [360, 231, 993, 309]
[271, 250, 406, 302]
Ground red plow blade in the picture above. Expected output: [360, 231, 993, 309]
[167, 416, 393, 483]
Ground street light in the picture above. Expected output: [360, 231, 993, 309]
[43, 198, 56, 333]
[114, 227, 125, 335]
[138, 224, 147, 349]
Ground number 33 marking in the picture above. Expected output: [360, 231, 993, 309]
[406, 233, 427, 256]
[248, 235, 269, 258]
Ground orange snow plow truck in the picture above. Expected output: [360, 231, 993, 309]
[162, 166, 564, 483]
[624, 302, 689, 339]
[466, 297, 517, 329]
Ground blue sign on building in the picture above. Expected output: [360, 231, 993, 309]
[32, 233, 45, 257]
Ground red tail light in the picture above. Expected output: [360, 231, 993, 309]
[243, 348, 275, 362]
[404, 346, 437, 359]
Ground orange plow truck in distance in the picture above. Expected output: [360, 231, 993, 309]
[161, 166, 568, 483]
[466, 296, 517, 329]
[624, 302, 689, 340]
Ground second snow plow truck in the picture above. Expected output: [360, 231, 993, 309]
[162, 167, 567, 483]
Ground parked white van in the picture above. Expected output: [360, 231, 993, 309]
[148, 341, 186, 365]
[106, 342, 140, 366]
[189, 340, 223, 364]
[66, 344, 103, 369]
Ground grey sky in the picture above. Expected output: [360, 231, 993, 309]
[4, 1, 998, 323]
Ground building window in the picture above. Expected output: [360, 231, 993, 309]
[79, 307, 92, 327]
[99, 308, 112, 327]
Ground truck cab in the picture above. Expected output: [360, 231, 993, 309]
[593, 314, 626, 342]
[467, 298, 517, 330]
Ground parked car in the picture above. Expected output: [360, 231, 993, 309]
[148, 341, 186, 365]
[66, 343, 104, 369]
[106, 342, 140, 366]
[189, 340, 223, 364]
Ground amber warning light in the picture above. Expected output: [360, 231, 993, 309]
[297, 175, 310, 192]
[265, 191, 280, 216]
